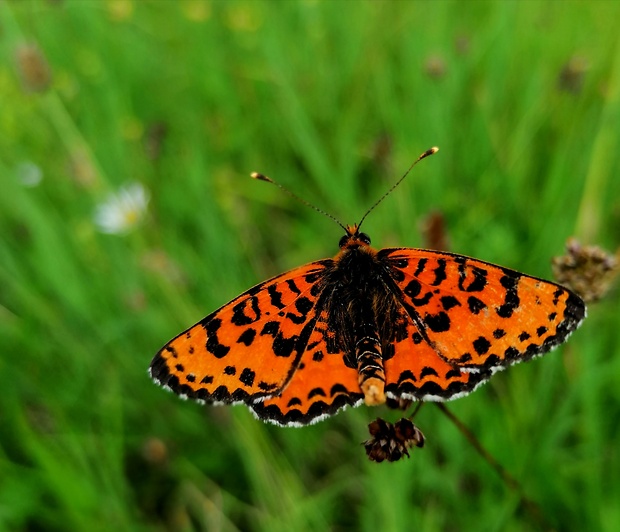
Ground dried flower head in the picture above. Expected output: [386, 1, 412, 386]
[15, 42, 52, 93]
[552, 238, 619, 303]
[422, 211, 450, 252]
[558, 55, 589, 94]
[364, 418, 425, 463]
[142, 437, 168, 466]
[424, 54, 446, 79]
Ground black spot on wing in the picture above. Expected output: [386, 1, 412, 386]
[286, 278, 302, 295]
[164, 346, 178, 358]
[414, 258, 427, 277]
[286, 296, 313, 325]
[237, 328, 256, 346]
[424, 311, 451, 332]
[239, 368, 256, 387]
[267, 284, 286, 310]
[203, 318, 231, 359]
[231, 296, 261, 325]
[431, 259, 447, 286]
[467, 296, 487, 315]
[398, 370, 417, 383]
[458, 352, 472, 363]
[496, 274, 520, 319]
[304, 271, 323, 284]
[420, 366, 439, 378]
[473, 336, 491, 355]
[445, 368, 462, 379]
[260, 321, 296, 358]
[457, 258, 488, 292]
[308, 387, 326, 399]
[404, 279, 421, 297]
[330, 383, 349, 396]
[258, 381, 279, 392]
[310, 283, 323, 297]
[440, 295, 461, 310]
[493, 328, 506, 339]
[504, 347, 519, 361]
[404, 279, 433, 306]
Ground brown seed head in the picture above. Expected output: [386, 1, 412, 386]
[552, 238, 619, 303]
[364, 418, 425, 463]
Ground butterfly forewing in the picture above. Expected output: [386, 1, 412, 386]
[380, 248, 586, 372]
[150, 261, 332, 405]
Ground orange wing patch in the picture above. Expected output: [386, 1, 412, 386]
[381, 248, 585, 374]
[150, 261, 332, 409]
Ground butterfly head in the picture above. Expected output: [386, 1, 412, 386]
[339, 224, 371, 249]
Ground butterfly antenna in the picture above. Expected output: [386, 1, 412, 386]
[357, 146, 439, 230]
[251, 172, 347, 232]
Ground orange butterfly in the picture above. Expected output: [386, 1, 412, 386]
[149, 148, 586, 426]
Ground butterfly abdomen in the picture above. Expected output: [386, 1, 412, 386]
[354, 318, 387, 406]
[325, 242, 394, 405]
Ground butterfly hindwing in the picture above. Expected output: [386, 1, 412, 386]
[380, 248, 586, 373]
[149, 260, 333, 406]
[251, 310, 363, 426]
[384, 306, 491, 401]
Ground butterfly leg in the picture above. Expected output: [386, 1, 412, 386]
[356, 321, 386, 406]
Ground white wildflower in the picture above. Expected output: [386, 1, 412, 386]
[16, 161, 43, 187]
[94, 182, 149, 234]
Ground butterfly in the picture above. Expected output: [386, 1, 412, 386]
[149, 148, 586, 427]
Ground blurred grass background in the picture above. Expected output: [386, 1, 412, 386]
[1, 1, 619, 530]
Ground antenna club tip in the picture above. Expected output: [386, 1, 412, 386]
[421, 146, 439, 159]
[251, 172, 272, 182]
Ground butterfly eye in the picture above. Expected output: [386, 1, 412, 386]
[359, 232, 371, 245]
[339, 235, 350, 248]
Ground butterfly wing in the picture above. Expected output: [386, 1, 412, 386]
[379, 248, 585, 386]
[383, 305, 491, 402]
[251, 307, 363, 426]
[150, 259, 364, 426]
[150, 260, 333, 407]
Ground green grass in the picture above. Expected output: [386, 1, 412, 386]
[1, 1, 619, 530]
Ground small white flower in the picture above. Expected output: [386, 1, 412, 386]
[16, 161, 43, 187]
[94, 182, 149, 234]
